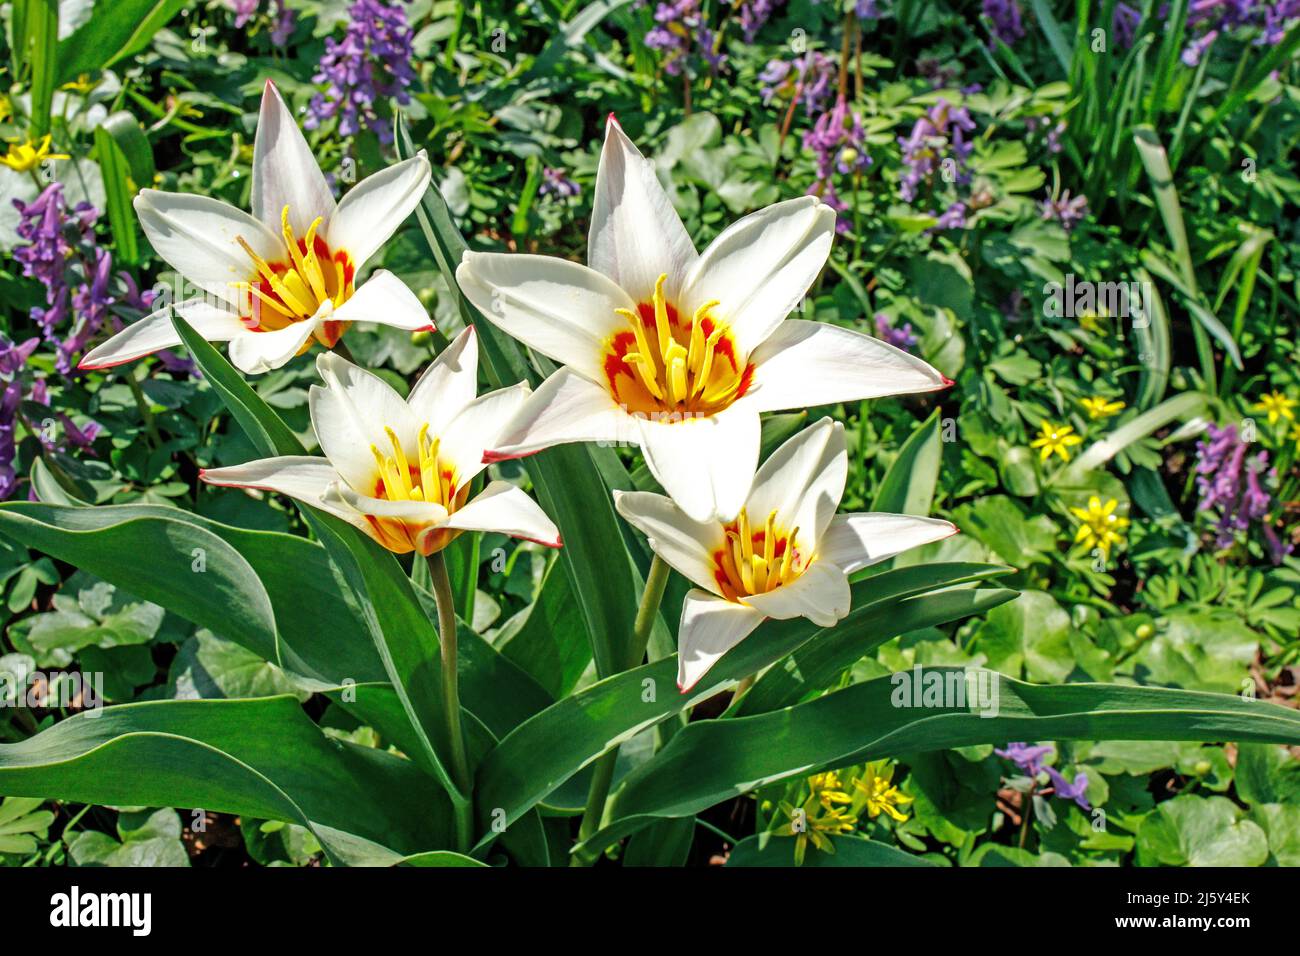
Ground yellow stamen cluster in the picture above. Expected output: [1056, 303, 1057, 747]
[370, 424, 457, 508]
[232, 206, 352, 329]
[714, 507, 801, 602]
[610, 273, 747, 414]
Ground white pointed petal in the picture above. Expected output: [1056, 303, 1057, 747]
[80, 299, 246, 370]
[332, 270, 433, 331]
[200, 456, 357, 520]
[439, 382, 531, 484]
[406, 325, 478, 432]
[588, 116, 697, 303]
[613, 490, 724, 595]
[134, 190, 279, 307]
[227, 317, 320, 375]
[326, 152, 431, 269]
[679, 197, 835, 356]
[746, 417, 846, 551]
[743, 561, 849, 628]
[309, 351, 420, 490]
[333, 483, 449, 523]
[442, 481, 561, 548]
[251, 80, 335, 234]
[747, 321, 950, 413]
[636, 398, 760, 523]
[488, 367, 634, 460]
[456, 251, 633, 383]
[676, 590, 765, 692]
[818, 512, 959, 574]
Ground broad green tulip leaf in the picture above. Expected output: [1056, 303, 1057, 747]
[578, 670, 1300, 856]
[472, 564, 1013, 844]
[733, 585, 1017, 715]
[0, 696, 446, 865]
[727, 832, 935, 867]
[0, 503, 279, 664]
[494, 554, 592, 699]
[56, 0, 187, 84]
[871, 409, 943, 516]
[397, 850, 490, 867]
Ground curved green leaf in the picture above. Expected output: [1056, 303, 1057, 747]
[472, 564, 1012, 843]
[0, 696, 445, 865]
[581, 670, 1300, 855]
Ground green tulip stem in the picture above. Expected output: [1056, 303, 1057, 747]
[570, 553, 671, 866]
[427, 550, 474, 852]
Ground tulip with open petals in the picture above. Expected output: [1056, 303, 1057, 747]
[201, 327, 561, 556]
[457, 118, 949, 523]
[82, 81, 433, 375]
[614, 418, 957, 691]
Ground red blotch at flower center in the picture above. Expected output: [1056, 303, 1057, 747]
[234, 206, 356, 349]
[712, 507, 804, 602]
[602, 273, 754, 417]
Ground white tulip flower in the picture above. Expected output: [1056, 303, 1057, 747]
[82, 80, 433, 375]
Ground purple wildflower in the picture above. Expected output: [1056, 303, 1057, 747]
[930, 200, 967, 231]
[1040, 189, 1088, 232]
[0, 337, 40, 500]
[229, 0, 296, 44]
[759, 51, 837, 116]
[12, 184, 156, 375]
[1026, 115, 1066, 154]
[897, 99, 976, 203]
[983, 0, 1024, 44]
[874, 313, 918, 352]
[738, 0, 783, 42]
[1044, 766, 1091, 810]
[1180, 1, 1300, 67]
[803, 95, 870, 233]
[1195, 423, 1290, 562]
[645, 0, 724, 76]
[995, 742, 1054, 778]
[539, 167, 580, 200]
[1112, 3, 1142, 48]
[305, 0, 416, 144]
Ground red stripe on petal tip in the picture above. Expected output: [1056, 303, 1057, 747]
[482, 447, 540, 464]
[940, 375, 956, 387]
[606, 112, 620, 129]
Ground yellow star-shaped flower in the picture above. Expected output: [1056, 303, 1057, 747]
[1253, 390, 1298, 427]
[855, 761, 914, 823]
[1080, 396, 1125, 420]
[1030, 421, 1083, 462]
[1070, 496, 1128, 557]
[0, 134, 70, 173]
